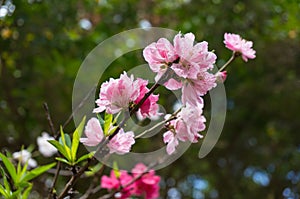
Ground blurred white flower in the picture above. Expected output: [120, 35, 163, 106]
[12, 149, 37, 168]
[37, 132, 57, 157]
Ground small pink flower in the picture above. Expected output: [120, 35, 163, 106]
[163, 103, 205, 155]
[93, 72, 140, 114]
[107, 129, 135, 155]
[131, 163, 161, 199]
[80, 117, 104, 146]
[215, 71, 227, 83]
[143, 38, 178, 73]
[224, 33, 256, 62]
[163, 130, 179, 155]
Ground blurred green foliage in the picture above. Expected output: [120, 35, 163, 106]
[0, 0, 300, 198]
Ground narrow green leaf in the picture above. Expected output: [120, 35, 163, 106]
[75, 151, 94, 165]
[21, 163, 56, 182]
[97, 114, 105, 129]
[107, 126, 118, 136]
[85, 162, 102, 177]
[48, 140, 69, 160]
[1, 167, 11, 192]
[71, 116, 86, 162]
[22, 183, 32, 199]
[0, 153, 17, 184]
[59, 134, 72, 149]
[113, 161, 120, 178]
[104, 113, 113, 136]
[55, 157, 72, 165]
[0, 184, 10, 198]
[59, 127, 72, 160]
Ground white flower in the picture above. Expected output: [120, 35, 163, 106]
[37, 132, 57, 157]
[12, 149, 37, 168]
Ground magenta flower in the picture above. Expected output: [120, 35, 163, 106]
[80, 118, 104, 146]
[131, 163, 161, 199]
[215, 71, 227, 83]
[107, 129, 135, 155]
[101, 170, 135, 199]
[93, 72, 140, 114]
[224, 33, 256, 62]
[134, 78, 160, 118]
[80, 118, 135, 155]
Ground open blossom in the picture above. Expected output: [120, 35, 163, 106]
[37, 132, 57, 157]
[172, 33, 217, 79]
[107, 129, 135, 155]
[224, 33, 256, 62]
[131, 163, 161, 199]
[101, 170, 135, 199]
[143, 38, 178, 73]
[182, 71, 216, 106]
[80, 118, 135, 155]
[163, 102, 206, 155]
[94, 72, 160, 118]
[12, 149, 37, 169]
[93, 72, 140, 114]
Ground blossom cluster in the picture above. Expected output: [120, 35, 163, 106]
[80, 32, 256, 156]
[101, 163, 160, 199]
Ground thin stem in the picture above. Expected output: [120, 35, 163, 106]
[217, 52, 237, 73]
[62, 86, 96, 129]
[43, 102, 56, 137]
[135, 107, 182, 139]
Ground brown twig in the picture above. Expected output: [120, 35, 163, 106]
[43, 102, 57, 137]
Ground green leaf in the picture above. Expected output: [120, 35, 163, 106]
[75, 151, 94, 165]
[48, 140, 70, 160]
[97, 114, 105, 129]
[0, 167, 11, 193]
[104, 113, 113, 136]
[85, 162, 102, 177]
[0, 184, 10, 198]
[59, 133, 72, 149]
[0, 152, 17, 184]
[59, 127, 72, 160]
[22, 183, 32, 199]
[21, 163, 56, 182]
[55, 157, 71, 165]
[107, 126, 118, 136]
[113, 161, 120, 178]
[71, 116, 86, 162]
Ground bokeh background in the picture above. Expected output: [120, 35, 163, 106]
[1, 0, 300, 198]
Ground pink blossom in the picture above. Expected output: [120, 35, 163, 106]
[163, 130, 179, 155]
[143, 38, 178, 73]
[80, 117, 104, 146]
[131, 163, 161, 199]
[93, 72, 140, 114]
[224, 33, 256, 62]
[181, 71, 216, 106]
[172, 33, 217, 79]
[163, 103, 205, 155]
[134, 78, 160, 118]
[215, 71, 227, 83]
[101, 170, 135, 199]
[107, 129, 135, 155]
